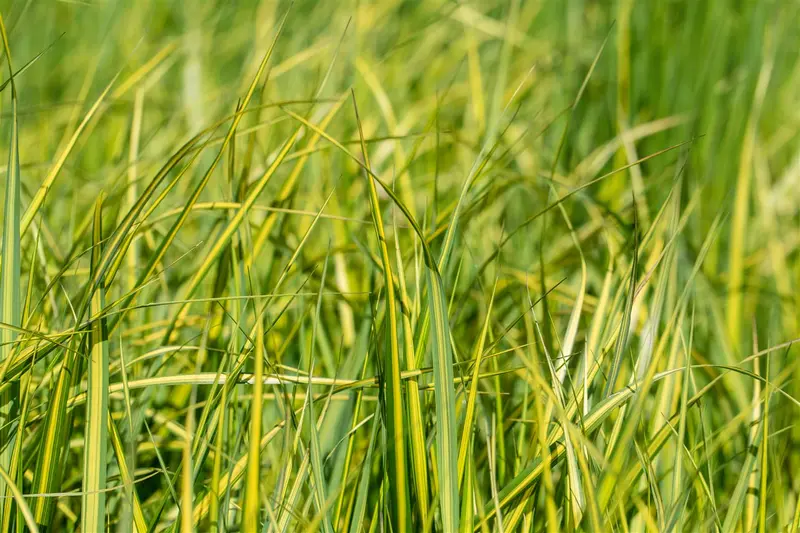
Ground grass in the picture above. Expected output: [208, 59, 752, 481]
[0, 0, 799, 531]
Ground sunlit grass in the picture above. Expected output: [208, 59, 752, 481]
[0, 1, 799, 532]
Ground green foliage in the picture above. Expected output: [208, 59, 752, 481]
[0, 1, 798, 531]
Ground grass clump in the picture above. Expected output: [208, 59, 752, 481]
[0, 1, 799, 532]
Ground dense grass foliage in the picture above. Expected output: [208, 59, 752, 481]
[0, 1, 798, 531]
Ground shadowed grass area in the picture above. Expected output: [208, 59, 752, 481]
[0, 1, 799, 531]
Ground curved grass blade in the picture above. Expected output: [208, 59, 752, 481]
[0, 465, 38, 533]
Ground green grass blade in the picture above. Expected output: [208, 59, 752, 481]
[393, 210, 430, 525]
[459, 435, 474, 533]
[0, 14, 21, 527]
[307, 252, 334, 533]
[0, 465, 38, 533]
[348, 408, 380, 533]
[721, 418, 764, 533]
[20, 73, 118, 238]
[82, 194, 109, 533]
[426, 267, 460, 531]
[243, 283, 265, 531]
[758, 354, 770, 533]
[457, 279, 497, 487]
[352, 90, 410, 532]
[107, 413, 147, 533]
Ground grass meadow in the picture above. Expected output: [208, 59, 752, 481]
[0, 0, 799, 531]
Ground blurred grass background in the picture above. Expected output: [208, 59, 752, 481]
[0, 0, 798, 531]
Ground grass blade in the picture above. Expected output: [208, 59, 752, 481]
[243, 281, 265, 531]
[348, 408, 380, 533]
[82, 194, 109, 533]
[352, 91, 410, 532]
[426, 267, 460, 531]
[0, 14, 21, 527]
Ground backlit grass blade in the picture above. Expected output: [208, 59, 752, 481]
[0, 14, 21, 527]
[82, 194, 109, 533]
[242, 282, 265, 531]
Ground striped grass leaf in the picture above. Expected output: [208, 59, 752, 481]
[352, 91, 410, 532]
[3, 369, 31, 533]
[178, 377, 196, 531]
[107, 413, 147, 532]
[0, 13, 21, 527]
[392, 211, 429, 525]
[0, 465, 38, 533]
[82, 193, 109, 533]
[31, 336, 83, 525]
[669, 312, 694, 524]
[3, 243, 35, 530]
[745, 328, 762, 531]
[426, 267, 460, 532]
